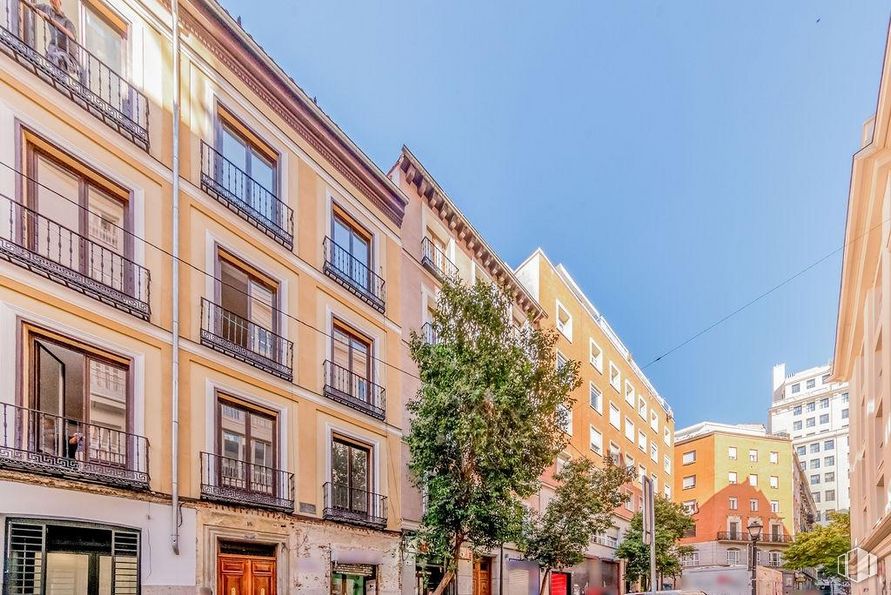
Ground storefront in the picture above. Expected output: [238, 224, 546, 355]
[332, 562, 377, 595]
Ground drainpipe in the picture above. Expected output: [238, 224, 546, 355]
[170, 0, 181, 556]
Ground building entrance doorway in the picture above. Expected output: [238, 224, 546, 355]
[218, 553, 276, 595]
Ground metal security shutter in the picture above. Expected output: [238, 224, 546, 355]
[5, 521, 45, 595]
[111, 529, 140, 595]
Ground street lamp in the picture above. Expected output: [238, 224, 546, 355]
[747, 520, 763, 595]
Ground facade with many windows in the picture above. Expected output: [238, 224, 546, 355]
[0, 0, 411, 592]
[768, 362, 850, 524]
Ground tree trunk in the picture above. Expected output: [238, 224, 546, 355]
[539, 567, 550, 595]
[431, 536, 464, 595]
[431, 569, 455, 595]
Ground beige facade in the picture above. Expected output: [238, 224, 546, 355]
[833, 22, 891, 592]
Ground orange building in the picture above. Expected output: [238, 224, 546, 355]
[673, 422, 814, 577]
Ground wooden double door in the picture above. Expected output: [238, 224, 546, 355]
[218, 554, 276, 595]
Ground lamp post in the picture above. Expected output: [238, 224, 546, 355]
[747, 519, 763, 595]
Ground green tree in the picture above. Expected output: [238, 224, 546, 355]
[523, 457, 634, 593]
[407, 279, 580, 595]
[783, 511, 851, 579]
[616, 496, 695, 588]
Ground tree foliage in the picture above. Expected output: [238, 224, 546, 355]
[783, 511, 850, 579]
[616, 496, 695, 588]
[407, 279, 580, 595]
[523, 457, 633, 591]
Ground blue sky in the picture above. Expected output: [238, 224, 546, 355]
[222, 0, 889, 428]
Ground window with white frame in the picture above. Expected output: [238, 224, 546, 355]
[664, 485, 671, 499]
[728, 497, 738, 510]
[682, 450, 696, 465]
[625, 417, 635, 442]
[728, 446, 737, 460]
[749, 499, 758, 512]
[728, 471, 738, 484]
[608, 442, 621, 465]
[664, 455, 671, 473]
[650, 443, 658, 462]
[638, 430, 647, 451]
[589, 383, 603, 413]
[650, 410, 659, 432]
[682, 500, 697, 514]
[625, 379, 635, 406]
[625, 453, 635, 470]
[609, 362, 621, 391]
[770, 500, 779, 513]
[748, 474, 758, 486]
[589, 426, 603, 455]
[681, 551, 699, 567]
[769, 476, 779, 489]
[769, 451, 779, 464]
[682, 475, 696, 490]
[664, 426, 671, 446]
[638, 395, 647, 419]
[609, 403, 621, 429]
[589, 339, 603, 372]
[749, 449, 758, 462]
[727, 548, 741, 565]
[555, 300, 573, 341]
[556, 352, 567, 370]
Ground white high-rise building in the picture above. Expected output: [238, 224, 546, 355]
[768, 363, 851, 524]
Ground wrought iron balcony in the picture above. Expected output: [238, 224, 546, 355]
[716, 531, 747, 542]
[0, 403, 149, 489]
[323, 481, 387, 528]
[200, 451, 294, 512]
[716, 531, 793, 545]
[322, 360, 385, 420]
[200, 142, 293, 248]
[0, 0, 149, 149]
[323, 237, 385, 312]
[421, 237, 458, 281]
[200, 298, 293, 381]
[421, 322, 438, 345]
[0, 195, 150, 319]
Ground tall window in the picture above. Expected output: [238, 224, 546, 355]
[28, 332, 129, 464]
[217, 114, 278, 218]
[726, 549, 741, 565]
[218, 252, 278, 353]
[589, 383, 602, 413]
[331, 437, 371, 514]
[332, 211, 372, 290]
[218, 396, 276, 495]
[332, 322, 373, 400]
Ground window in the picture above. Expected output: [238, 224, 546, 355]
[608, 442, 621, 465]
[806, 379, 816, 389]
[824, 456, 835, 466]
[824, 472, 835, 482]
[555, 300, 572, 340]
[842, 393, 849, 403]
[748, 449, 758, 462]
[664, 455, 671, 473]
[682, 475, 696, 490]
[728, 446, 737, 460]
[558, 404, 573, 435]
[825, 489, 836, 502]
[810, 459, 821, 469]
[806, 417, 815, 428]
[842, 408, 849, 420]
[806, 401, 816, 412]
[331, 210, 374, 293]
[638, 395, 648, 419]
[820, 398, 830, 409]
[791, 383, 800, 394]
[797, 446, 806, 456]
[664, 426, 671, 446]
[824, 439, 835, 450]
[793, 421, 802, 431]
[748, 474, 758, 487]
[814, 511, 821, 521]
[331, 437, 372, 514]
[609, 362, 621, 391]
[331, 321, 374, 400]
[624, 380, 635, 406]
[217, 250, 279, 343]
[820, 414, 829, 424]
[728, 471, 738, 484]
[217, 396, 277, 494]
[5, 519, 139, 595]
[770, 500, 779, 513]
[793, 405, 802, 415]
[768, 551, 782, 567]
[727, 549, 741, 565]
[810, 443, 820, 454]
[625, 453, 635, 470]
[729, 497, 738, 510]
[650, 443, 658, 462]
[609, 403, 621, 429]
[589, 383, 603, 413]
[664, 485, 671, 499]
[810, 474, 820, 485]
[589, 339, 603, 372]
[769, 451, 778, 464]
[681, 551, 699, 567]
[638, 430, 647, 452]
[682, 450, 696, 465]
[556, 352, 568, 370]
[589, 427, 603, 455]
[216, 111, 279, 216]
[682, 500, 697, 514]
[813, 492, 821, 503]
[749, 499, 758, 512]
[822, 374, 831, 384]
[769, 476, 778, 489]
[650, 410, 659, 432]
[625, 418, 635, 442]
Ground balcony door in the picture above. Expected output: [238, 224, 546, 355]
[332, 213, 371, 291]
[331, 438, 370, 516]
[30, 335, 129, 467]
[218, 398, 276, 497]
[218, 254, 278, 358]
[25, 147, 129, 291]
[331, 323, 371, 403]
[217, 118, 277, 221]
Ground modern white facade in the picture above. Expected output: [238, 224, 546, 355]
[768, 363, 851, 523]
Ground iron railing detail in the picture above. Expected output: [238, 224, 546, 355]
[322, 360, 385, 420]
[0, 194, 150, 319]
[716, 531, 793, 545]
[200, 451, 294, 512]
[199, 142, 293, 248]
[0, 402, 149, 489]
[322, 237, 385, 312]
[323, 481, 387, 528]
[0, 0, 149, 149]
[421, 237, 458, 281]
[199, 298, 293, 381]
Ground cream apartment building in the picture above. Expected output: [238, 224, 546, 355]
[834, 23, 891, 593]
[0, 0, 413, 593]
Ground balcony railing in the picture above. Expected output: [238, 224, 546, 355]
[323, 481, 387, 528]
[421, 237, 458, 281]
[0, 0, 149, 149]
[716, 531, 793, 545]
[199, 142, 293, 248]
[0, 402, 149, 489]
[323, 360, 385, 420]
[199, 298, 293, 381]
[200, 451, 294, 512]
[0, 194, 150, 319]
[323, 237, 385, 312]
